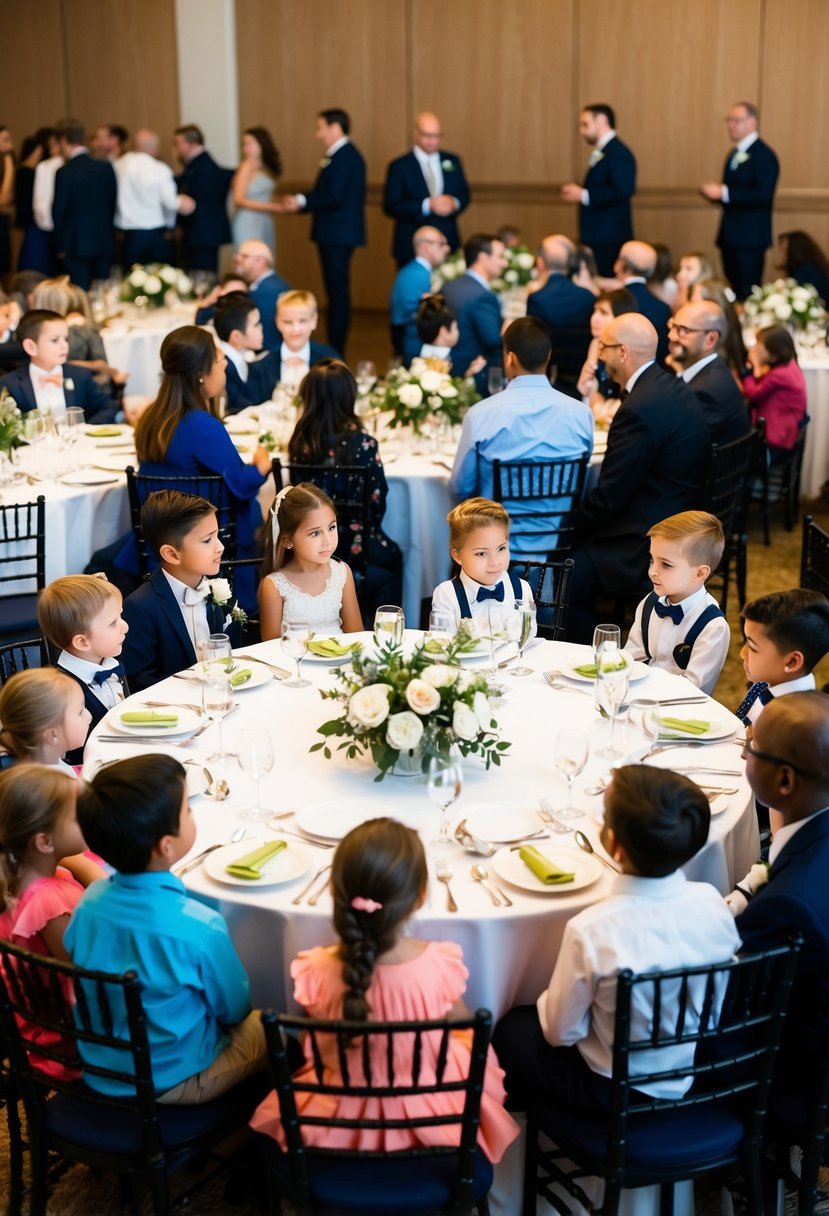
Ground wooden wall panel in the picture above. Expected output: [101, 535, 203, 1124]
[761, 0, 829, 190]
[1, 0, 68, 145]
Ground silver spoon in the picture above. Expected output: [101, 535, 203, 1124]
[574, 830, 619, 873]
[471, 864, 513, 907]
[202, 767, 230, 800]
[584, 776, 608, 796]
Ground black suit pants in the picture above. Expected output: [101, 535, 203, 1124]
[123, 228, 170, 268]
[62, 254, 112, 291]
[317, 244, 354, 356]
[721, 246, 766, 302]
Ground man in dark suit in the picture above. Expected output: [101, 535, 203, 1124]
[701, 101, 780, 301]
[561, 104, 636, 276]
[442, 233, 507, 390]
[51, 119, 117, 290]
[668, 300, 751, 445]
[568, 313, 711, 640]
[173, 124, 234, 273]
[526, 234, 595, 397]
[383, 111, 470, 268]
[281, 109, 366, 356]
[614, 241, 672, 364]
[233, 239, 291, 350]
[737, 692, 829, 1118]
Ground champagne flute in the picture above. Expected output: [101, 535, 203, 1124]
[281, 620, 311, 687]
[487, 366, 504, 395]
[554, 728, 589, 819]
[428, 751, 463, 852]
[237, 728, 275, 822]
[596, 644, 633, 760]
[485, 601, 508, 685]
[355, 360, 377, 397]
[627, 698, 660, 757]
[374, 604, 404, 649]
[197, 633, 231, 677]
[203, 670, 233, 760]
[426, 608, 454, 654]
[592, 623, 621, 717]
[508, 598, 536, 677]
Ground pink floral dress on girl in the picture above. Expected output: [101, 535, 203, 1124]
[250, 940, 518, 1161]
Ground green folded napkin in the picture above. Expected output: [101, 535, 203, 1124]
[120, 709, 179, 726]
[228, 668, 252, 687]
[519, 845, 575, 885]
[85, 426, 122, 437]
[574, 656, 630, 678]
[659, 717, 711, 736]
[424, 638, 448, 654]
[308, 638, 357, 657]
[573, 663, 598, 677]
[226, 840, 287, 880]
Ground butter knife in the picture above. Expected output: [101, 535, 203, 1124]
[235, 654, 291, 679]
[174, 843, 223, 876]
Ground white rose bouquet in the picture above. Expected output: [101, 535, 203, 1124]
[743, 277, 827, 332]
[0, 389, 23, 454]
[371, 357, 480, 435]
[311, 634, 511, 779]
[121, 263, 193, 309]
[491, 245, 536, 292]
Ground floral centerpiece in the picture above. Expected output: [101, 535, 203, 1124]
[311, 634, 511, 780]
[121, 264, 194, 309]
[0, 388, 23, 454]
[742, 277, 827, 331]
[436, 248, 466, 286]
[370, 357, 480, 434]
[435, 245, 536, 294]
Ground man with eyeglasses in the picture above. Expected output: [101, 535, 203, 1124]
[735, 692, 829, 1122]
[668, 300, 750, 445]
[700, 102, 780, 301]
[383, 111, 470, 268]
[389, 225, 449, 362]
[232, 239, 291, 351]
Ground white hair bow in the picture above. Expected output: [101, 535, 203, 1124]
[270, 485, 294, 555]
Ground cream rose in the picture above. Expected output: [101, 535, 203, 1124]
[386, 710, 424, 750]
[419, 369, 443, 393]
[405, 677, 441, 715]
[452, 701, 479, 741]
[438, 382, 458, 398]
[473, 691, 496, 733]
[398, 383, 424, 408]
[143, 274, 162, 296]
[176, 273, 193, 295]
[517, 251, 534, 270]
[348, 683, 391, 729]
[207, 577, 232, 604]
[128, 269, 147, 287]
[159, 265, 178, 284]
[421, 664, 459, 689]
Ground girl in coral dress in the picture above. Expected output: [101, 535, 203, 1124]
[251, 817, 519, 1161]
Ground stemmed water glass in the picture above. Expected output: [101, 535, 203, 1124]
[281, 620, 311, 687]
[197, 633, 231, 676]
[427, 751, 463, 852]
[355, 360, 377, 398]
[484, 602, 508, 687]
[508, 598, 536, 677]
[592, 623, 621, 716]
[426, 608, 454, 654]
[627, 698, 661, 757]
[202, 670, 233, 760]
[487, 367, 504, 395]
[596, 644, 633, 760]
[237, 728, 275, 821]
[374, 605, 404, 649]
[554, 728, 589, 819]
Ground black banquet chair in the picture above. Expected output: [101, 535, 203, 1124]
[700, 429, 757, 616]
[800, 513, 829, 600]
[125, 467, 239, 578]
[508, 557, 575, 640]
[0, 495, 46, 639]
[0, 635, 50, 685]
[491, 454, 588, 556]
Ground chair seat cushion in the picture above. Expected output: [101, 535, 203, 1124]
[260, 1137, 494, 1212]
[0, 594, 39, 636]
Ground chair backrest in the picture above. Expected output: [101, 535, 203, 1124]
[602, 939, 800, 1190]
[491, 455, 588, 555]
[125, 468, 239, 578]
[701, 429, 757, 536]
[262, 1008, 493, 1210]
[0, 497, 46, 594]
[508, 557, 575, 640]
[0, 635, 49, 686]
[800, 514, 829, 598]
[272, 459, 372, 579]
[0, 940, 165, 1160]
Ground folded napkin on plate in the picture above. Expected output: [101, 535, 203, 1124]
[120, 709, 179, 726]
[519, 845, 575, 885]
[226, 840, 287, 880]
[228, 668, 252, 687]
[85, 426, 122, 437]
[659, 717, 710, 736]
[308, 638, 357, 658]
[573, 657, 630, 678]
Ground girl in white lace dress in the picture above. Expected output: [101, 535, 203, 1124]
[259, 483, 363, 642]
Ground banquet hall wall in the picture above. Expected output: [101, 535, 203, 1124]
[5, 0, 829, 310]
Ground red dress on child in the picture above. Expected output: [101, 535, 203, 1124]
[250, 940, 518, 1161]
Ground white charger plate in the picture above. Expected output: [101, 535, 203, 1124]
[190, 658, 273, 690]
[296, 800, 423, 842]
[656, 719, 735, 742]
[105, 705, 202, 737]
[90, 455, 132, 472]
[566, 660, 649, 684]
[61, 470, 120, 486]
[204, 839, 310, 888]
[492, 844, 604, 894]
[464, 802, 542, 843]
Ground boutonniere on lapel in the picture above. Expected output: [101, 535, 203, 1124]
[441, 158, 455, 171]
[735, 152, 750, 166]
[588, 150, 604, 168]
[747, 860, 770, 891]
[319, 156, 331, 169]
[64, 378, 75, 392]
[207, 577, 247, 626]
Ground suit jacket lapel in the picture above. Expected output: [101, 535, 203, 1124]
[16, 371, 37, 413]
[207, 599, 225, 633]
[152, 569, 197, 660]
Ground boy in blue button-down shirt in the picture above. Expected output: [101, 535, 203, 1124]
[66, 754, 266, 1103]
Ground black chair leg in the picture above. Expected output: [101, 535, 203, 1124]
[28, 1136, 49, 1216]
[736, 533, 748, 611]
[522, 1116, 538, 1216]
[659, 1180, 675, 1216]
[149, 1164, 172, 1216]
[5, 1092, 24, 1216]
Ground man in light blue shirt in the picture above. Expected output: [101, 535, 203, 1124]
[450, 317, 593, 554]
[389, 225, 448, 362]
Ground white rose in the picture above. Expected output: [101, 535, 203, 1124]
[405, 678, 441, 715]
[452, 701, 479, 741]
[774, 302, 792, 321]
[398, 383, 424, 407]
[176, 273, 193, 296]
[386, 710, 424, 750]
[441, 262, 458, 280]
[517, 252, 534, 270]
[129, 269, 147, 287]
[454, 669, 475, 693]
[409, 358, 428, 377]
[419, 369, 443, 393]
[208, 577, 232, 604]
[438, 382, 458, 398]
[143, 274, 162, 295]
[421, 664, 459, 689]
[765, 293, 786, 311]
[504, 269, 519, 284]
[473, 691, 496, 733]
[159, 266, 178, 284]
[748, 862, 770, 893]
[348, 683, 391, 729]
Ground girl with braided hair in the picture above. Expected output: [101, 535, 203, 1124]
[251, 817, 518, 1158]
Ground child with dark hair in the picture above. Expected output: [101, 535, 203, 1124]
[250, 816, 518, 1156]
[213, 292, 266, 414]
[0, 308, 117, 420]
[736, 587, 829, 727]
[493, 766, 740, 1112]
[65, 754, 265, 1102]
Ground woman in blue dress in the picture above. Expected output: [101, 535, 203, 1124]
[230, 127, 282, 260]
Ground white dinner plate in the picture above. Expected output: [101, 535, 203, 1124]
[492, 845, 604, 895]
[61, 470, 121, 486]
[105, 704, 203, 737]
[91, 455, 132, 472]
[464, 802, 542, 844]
[566, 660, 649, 684]
[296, 799, 422, 842]
[203, 839, 310, 888]
[303, 636, 363, 663]
[189, 658, 273, 690]
[185, 765, 209, 798]
[656, 718, 735, 742]
[85, 425, 128, 441]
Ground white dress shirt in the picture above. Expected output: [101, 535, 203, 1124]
[57, 650, 125, 710]
[624, 585, 730, 694]
[30, 364, 68, 415]
[219, 340, 249, 383]
[537, 871, 741, 1098]
[722, 130, 760, 202]
[742, 672, 817, 728]
[679, 352, 719, 383]
[431, 569, 536, 635]
[279, 341, 311, 389]
[115, 150, 179, 230]
[33, 155, 63, 231]
[162, 571, 211, 653]
[295, 138, 349, 208]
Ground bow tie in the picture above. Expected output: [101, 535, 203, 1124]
[477, 583, 504, 603]
[653, 600, 683, 625]
[183, 581, 210, 607]
[92, 662, 125, 686]
[283, 355, 305, 368]
[35, 373, 63, 387]
[735, 681, 773, 725]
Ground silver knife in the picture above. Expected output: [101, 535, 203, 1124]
[174, 843, 223, 876]
[235, 654, 291, 679]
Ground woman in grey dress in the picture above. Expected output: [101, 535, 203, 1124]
[230, 126, 282, 258]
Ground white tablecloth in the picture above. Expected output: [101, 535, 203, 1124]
[101, 306, 191, 398]
[801, 353, 829, 498]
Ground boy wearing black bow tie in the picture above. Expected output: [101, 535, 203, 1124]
[624, 511, 729, 695]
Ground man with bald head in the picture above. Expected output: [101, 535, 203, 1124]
[115, 128, 190, 268]
[561, 104, 636, 276]
[568, 313, 710, 640]
[668, 300, 750, 445]
[233, 238, 291, 350]
[526, 234, 596, 397]
[383, 111, 470, 267]
[737, 691, 829, 1113]
[614, 241, 672, 363]
[389, 224, 449, 362]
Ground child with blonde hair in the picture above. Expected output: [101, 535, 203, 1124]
[0, 668, 91, 776]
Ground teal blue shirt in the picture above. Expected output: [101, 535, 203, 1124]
[64, 870, 251, 1096]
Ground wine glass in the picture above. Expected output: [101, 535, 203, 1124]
[508, 598, 536, 677]
[592, 623, 621, 716]
[355, 360, 377, 397]
[237, 728, 275, 822]
[281, 620, 311, 687]
[202, 670, 233, 760]
[428, 751, 463, 852]
[487, 366, 504, 396]
[554, 728, 589, 819]
[484, 601, 508, 686]
[57, 407, 84, 462]
[426, 608, 454, 655]
[374, 604, 404, 649]
[197, 633, 231, 677]
[596, 645, 633, 760]
[627, 698, 660, 757]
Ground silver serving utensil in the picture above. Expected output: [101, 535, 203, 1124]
[307, 868, 334, 905]
[574, 830, 619, 873]
[435, 863, 458, 912]
[642, 739, 744, 760]
[670, 767, 742, 777]
[293, 863, 332, 906]
[470, 865, 502, 906]
[471, 864, 513, 907]
[538, 799, 577, 832]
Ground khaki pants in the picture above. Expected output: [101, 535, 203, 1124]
[157, 1011, 267, 1105]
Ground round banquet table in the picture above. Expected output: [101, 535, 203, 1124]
[101, 305, 192, 398]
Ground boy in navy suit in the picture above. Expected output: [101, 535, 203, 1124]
[120, 491, 243, 691]
[37, 574, 130, 766]
[213, 294, 267, 415]
[247, 289, 338, 399]
[0, 310, 117, 422]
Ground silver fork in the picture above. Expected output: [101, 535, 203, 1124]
[143, 699, 205, 715]
[538, 799, 575, 833]
[293, 863, 332, 906]
[435, 864, 458, 912]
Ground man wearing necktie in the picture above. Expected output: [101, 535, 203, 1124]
[700, 102, 780, 301]
[560, 104, 637, 277]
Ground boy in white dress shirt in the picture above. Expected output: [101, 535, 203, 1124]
[624, 511, 729, 695]
[0, 310, 117, 421]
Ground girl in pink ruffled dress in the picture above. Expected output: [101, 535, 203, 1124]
[251, 817, 519, 1162]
